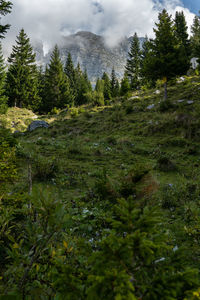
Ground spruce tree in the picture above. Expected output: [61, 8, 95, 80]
[143, 9, 188, 100]
[95, 78, 104, 93]
[64, 52, 76, 97]
[175, 11, 191, 57]
[94, 78, 104, 106]
[83, 69, 92, 92]
[125, 32, 141, 90]
[74, 62, 91, 106]
[6, 29, 41, 110]
[191, 15, 200, 59]
[102, 72, 112, 101]
[110, 67, 120, 98]
[174, 11, 191, 74]
[0, 43, 8, 113]
[78, 69, 92, 105]
[140, 35, 152, 86]
[0, 0, 12, 38]
[120, 72, 130, 96]
[43, 45, 73, 112]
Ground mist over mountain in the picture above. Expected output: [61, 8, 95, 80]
[33, 31, 144, 82]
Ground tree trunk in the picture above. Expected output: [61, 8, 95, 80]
[28, 163, 32, 209]
[164, 81, 167, 100]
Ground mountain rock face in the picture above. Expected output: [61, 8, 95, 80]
[34, 31, 144, 82]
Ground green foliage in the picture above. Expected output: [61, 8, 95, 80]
[92, 90, 105, 106]
[191, 15, 200, 59]
[0, 188, 72, 299]
[156, 155, 177, 172]
[64, 55, 92, 106]
[69, 107, 79, 117]
[42, 45, 74, 112]
[125, 32, 141, 90]
[6, 29, 41, 111]
[75, 64, 92, 106]
[120, 72, 130, 96]
[142, 10, 190, 99]
[2, 8, 200, 298]
[0, 0, 12, 39]
[0, 127, 16, 146]
[110, 67, 120, 98]
[102, 72, 112, 101]
[174, 11, 191, 59]
[33, 155, 59, 181]
[87, 196, 199, 299]
[0, 141, 16, 184]
[0, 43, 8, 114]
[159, 99, 173, 112]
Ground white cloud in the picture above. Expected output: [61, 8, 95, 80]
[2, 0, 195, 54]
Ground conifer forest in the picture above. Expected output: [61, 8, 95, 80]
[2, 0, 200, 299]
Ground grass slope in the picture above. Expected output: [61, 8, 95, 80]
[4, 75, 200, 201]
[2, 75, 200, 298]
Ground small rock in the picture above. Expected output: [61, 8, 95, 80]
[154, 90, 160, 95]
[177, 99, 184, 103]
[147, 104, 155, 110]
[173, 245, 178, 252]
[129, 96, 139, 100]
[187, 100, 194, 105]
[28, 120, 49, 132]
[155, 257, 165, 263]
[177, 76, 185, 83]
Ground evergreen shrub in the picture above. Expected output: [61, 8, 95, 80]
[33, 156, 59, 181]
[159, 100, 174, 112]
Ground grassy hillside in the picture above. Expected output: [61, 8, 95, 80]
[2, 75, 200, 298]
[7, 75, 200, 199]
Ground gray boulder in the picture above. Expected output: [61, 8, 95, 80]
[147, 104, 155, 110]
[187, 100, 194, 105]
[28, 120, 49, 132]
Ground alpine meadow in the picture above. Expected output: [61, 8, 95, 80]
[2, 0, 200, 299]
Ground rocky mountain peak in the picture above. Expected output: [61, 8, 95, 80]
[34, 31, 144, 82]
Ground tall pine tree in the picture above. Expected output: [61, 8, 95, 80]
[102, 72, 112, 101]
[143, 9, 188, 100]
[77, 68, 92, 105]
[174, 11, 191, 73]
[110, 67, 120, 98]
[0, 0, 12, 38]
[0, 43, 8, 113]
[125, 32, 141, 90]
[43, 45, 73, 112]
[191, 15, 200, 60]
[6, 29, 41, 110]
[120, 72, 130, 96]
[175, 11, 191, 57]
[140, 35, 152, 86]
[64, 52, 77, 97]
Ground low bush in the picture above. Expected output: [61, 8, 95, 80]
[159, 99, 174, 112]
[33, 156, 59, 181]
[124, 103, 133, 114]
[69, 107, 79, 117]
[156, 155, 177, 172]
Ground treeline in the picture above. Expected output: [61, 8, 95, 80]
[123, 9, 200, 99]
[0, 29, 121, 114]
[0, 9, 200, 114]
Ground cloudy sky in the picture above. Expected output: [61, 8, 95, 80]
[2, 0, 196, 53]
